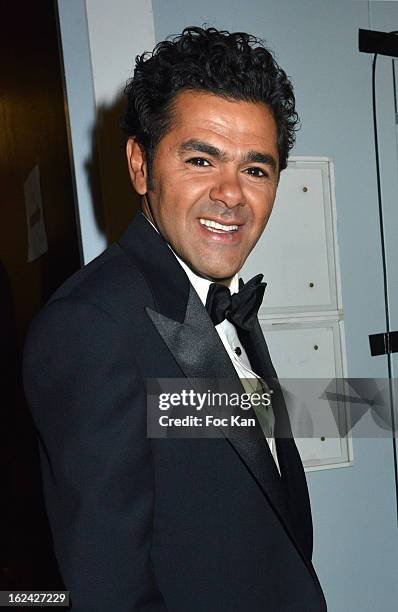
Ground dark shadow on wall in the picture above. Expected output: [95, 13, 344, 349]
[85, 93, 142, 248]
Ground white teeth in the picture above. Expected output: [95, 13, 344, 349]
[199, 218, 238, 232]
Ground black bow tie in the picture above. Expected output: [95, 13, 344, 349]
[205, 274, 266, 331]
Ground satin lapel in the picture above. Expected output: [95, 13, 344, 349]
[240, 317, 316, 564]
[146, 285, 294, 539]
[146, 284, 239, 382]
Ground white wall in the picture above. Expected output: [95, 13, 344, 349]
[57, 0, 155, 263]
[85, 0, 155, 106]
[57, 0, 102, 264]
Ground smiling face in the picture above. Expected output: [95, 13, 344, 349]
[127, 90, 279, 283]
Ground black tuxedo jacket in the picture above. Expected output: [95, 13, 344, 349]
[23, 212, 326, 611]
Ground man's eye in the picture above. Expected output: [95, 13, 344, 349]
[245, 167, 268, 178]
[186, 157, 211, 167]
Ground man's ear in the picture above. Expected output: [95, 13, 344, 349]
[126, 138, 148, 195]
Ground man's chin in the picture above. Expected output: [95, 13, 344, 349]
[179, 253, 242, 283]
[195, 266, 240, 285]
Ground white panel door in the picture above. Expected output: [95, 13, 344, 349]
[260, 319, 343, 379]
[260, 319, 351, 469]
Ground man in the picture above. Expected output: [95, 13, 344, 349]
[23, 27, 326, 611]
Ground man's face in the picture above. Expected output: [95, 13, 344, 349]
[130, 90, 279, 283]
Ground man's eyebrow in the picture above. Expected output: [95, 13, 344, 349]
[178, 139, 228, 161]
[242, 150, 278, 173]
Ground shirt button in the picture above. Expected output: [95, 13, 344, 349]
[234, 346, 242, 356]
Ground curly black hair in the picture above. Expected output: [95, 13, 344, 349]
[122, 26, 299, 185]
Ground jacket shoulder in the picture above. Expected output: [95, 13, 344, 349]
[45, 238, 156, 325]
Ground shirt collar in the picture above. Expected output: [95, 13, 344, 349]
[175, 256, 239, 306]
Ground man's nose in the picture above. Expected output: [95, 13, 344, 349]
[209, 169, 246, 208]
